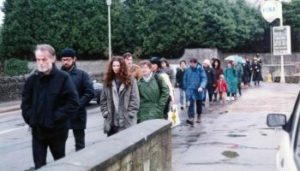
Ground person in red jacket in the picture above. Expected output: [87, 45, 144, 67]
[215, 74, 228, 103]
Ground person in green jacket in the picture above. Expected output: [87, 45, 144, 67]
[137, 60, 170, 122]
[224, 62, 238, 101]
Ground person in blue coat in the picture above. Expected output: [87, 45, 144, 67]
[60, 48, 94, 151]
[183, 58, 207, 125]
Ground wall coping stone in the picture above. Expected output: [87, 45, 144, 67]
[39, 119, 171, 171]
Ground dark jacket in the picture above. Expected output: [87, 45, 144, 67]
[62, 66, 94, 129]
[21, 65, 80, 139]
[176, 68, 185, 89]
[252, 62, 263, 81]
[203, 66, 215, 87]
[183, 65, 207, 100]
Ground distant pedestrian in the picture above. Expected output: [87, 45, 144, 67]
[161, 58, 175, 85]
[252, 57, 263, 86]
[224, 62, 238, 100]
[212, 58, 223, 101]
[176, 60, 187, 110]
[242, 58, 252, 87]
[215, 74, 228, 103]
[21, 44, 80, 169]
[137, 60, 169, 122]
[100, 57, 140, 136]
[183, 58, 207, 125]
[203, 59, 215, 103]
[122, 52, 142, 80]
[60, 48, 94, 151]
[235, 62, 244, 96]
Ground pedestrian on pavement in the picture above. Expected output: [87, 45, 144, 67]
[203, 59, 216, 103]
[60, 48, 94, 151]
[150, 57, 174, 119]
[137, 60, 169, 122]
[212, 58, 223, 102]
[122, 52, 142, 80]
[100, 57, 140, 136]
[161, 58, 175, 85]
[215, 74, 228, 103]
[252, 57, 263, 86]
[183, 58, 207, 125]
[235, 62, 244, 96]
[176, 60, 187, 110]
[242, 58, 252, 87]
[224, 61, 238, 100]
[21, 44, 80, 169]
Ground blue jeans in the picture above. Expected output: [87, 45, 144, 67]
[187, 98, 202, 119]
[179, 88, 186, 106]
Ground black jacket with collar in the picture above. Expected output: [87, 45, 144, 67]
[62, 65, 94, 129]
[21, 64, 80, 139]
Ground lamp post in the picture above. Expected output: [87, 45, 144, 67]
[106, 0, 112, 60]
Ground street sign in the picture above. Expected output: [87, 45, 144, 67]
[272, 26, 291, 56]
[260, 0, 282, 23]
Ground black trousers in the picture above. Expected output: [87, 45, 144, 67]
[32, 132, 68, 169]
[73, 129, 85, 151]
[107, 125, 119, 137]
[196, 100, 202, 116]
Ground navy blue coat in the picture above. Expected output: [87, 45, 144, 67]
[183, 64, 207, 100]
[21, 65, 80, 139]
[63, 66, 94, 129]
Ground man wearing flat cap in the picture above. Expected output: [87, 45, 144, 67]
[61, 48, 94, 151]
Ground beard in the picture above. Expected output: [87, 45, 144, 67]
[37, 63, 52, 73]
[61, 62, 75, 71]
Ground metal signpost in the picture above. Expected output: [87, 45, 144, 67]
[106, 0, 112, 60]
[260, 0, 291, 83]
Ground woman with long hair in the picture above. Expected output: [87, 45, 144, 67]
[100, 57, 140, 136]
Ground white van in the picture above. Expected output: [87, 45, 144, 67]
[267, 91, 300, 171]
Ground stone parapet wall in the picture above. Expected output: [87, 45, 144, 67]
[40, 120, 172, 171]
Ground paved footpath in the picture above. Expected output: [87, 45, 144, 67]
[172, 83, 300, 171]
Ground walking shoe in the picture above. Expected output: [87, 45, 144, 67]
[226, 97, 230, 101]
[196, 115, 201, 123]
[186, 119, 194, 126]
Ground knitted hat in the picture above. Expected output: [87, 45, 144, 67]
[61, 48, 76, 58]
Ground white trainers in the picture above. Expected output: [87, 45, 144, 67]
[226, 97, 230, 101]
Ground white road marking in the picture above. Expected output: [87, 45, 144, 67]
[0, 126, 27, 135]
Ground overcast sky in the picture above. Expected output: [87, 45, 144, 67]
[0, 0, 4, 25]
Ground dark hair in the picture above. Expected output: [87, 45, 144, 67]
[122, 52, 132, 59]
[150, 56, 161, 68]
[212, 58, 221, 70]
[139, 60, 152, 69]
[103, 56, 131, 87]
[189, 58, 198, 63]
[179, 60, 186, 65]
[160, 58, 170, 67]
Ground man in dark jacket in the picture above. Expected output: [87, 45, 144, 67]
[21, 44, 80, 169]
[61, 48, 94, 151]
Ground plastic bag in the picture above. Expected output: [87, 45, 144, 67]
[168, 104, 181, 127]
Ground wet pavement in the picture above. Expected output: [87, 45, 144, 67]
[172, 83, 300, 171]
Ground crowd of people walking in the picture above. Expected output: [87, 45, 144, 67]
[20, 43, 263, 169]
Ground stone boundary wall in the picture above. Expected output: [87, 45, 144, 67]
[40, 120, 172, 171]
[0, 76, 26, 102]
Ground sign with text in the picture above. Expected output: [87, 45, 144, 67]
[272, 26, 291, 56]
[260, 0, 282, 23]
